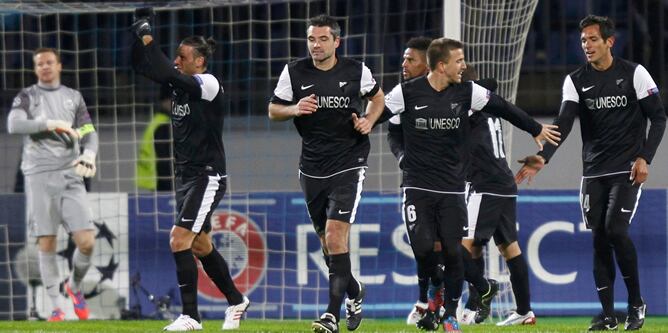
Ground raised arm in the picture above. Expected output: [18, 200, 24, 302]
[130, 20, 204, 99]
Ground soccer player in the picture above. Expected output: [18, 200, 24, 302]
[268, 14, 384, 333]
[459, 66, 535, 326]
[515, 15, 666, 331]
[384, 37, 559, 332]
[130, 11, 250, 331]
[7, 47, 98, 321]
[386, 36, 444, 326]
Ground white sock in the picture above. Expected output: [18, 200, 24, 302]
[38, 251, 62, 310]
[69, 248, 92, 291]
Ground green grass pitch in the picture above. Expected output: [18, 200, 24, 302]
[1, 317, 667, 333]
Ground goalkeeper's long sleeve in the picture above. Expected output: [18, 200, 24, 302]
[7, 109, 48, 134]
[79, 131, 99, 156]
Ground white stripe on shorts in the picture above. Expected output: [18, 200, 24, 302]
[193, 173, 222, 233]
[465, 192, 483, 239]
[349, 169, 366, 223]
[401, 187, 410, 245]
[629, 183, 643, 222]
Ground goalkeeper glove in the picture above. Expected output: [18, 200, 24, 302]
[130, 18, 152, 39]
[46, 119, 79, 147]
[73, 150, 96, 178]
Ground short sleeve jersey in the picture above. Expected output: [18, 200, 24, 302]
[384, 77, 491, 192]
[170, 73, 227, 175]
[11, 84, 92, 175]
[270, 57, 379, 177]
[559, 58, 659, 176]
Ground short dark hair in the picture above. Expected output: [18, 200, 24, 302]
[461, 65, 478, 82]
[307, 14, 341, 39]
[33, 47, 60, 62]
[579, 15, 615, 40]
[406, 37, 432, 52]
[180, 36, 216, 67]
[426, 38, 464, 70]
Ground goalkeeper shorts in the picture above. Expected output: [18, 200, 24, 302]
[25, 168, 94, 237]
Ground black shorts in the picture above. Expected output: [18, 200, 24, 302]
[580, 173, 641, 230]
[299, 168, 366, 235]
[174, 169, 227, 233]
[466, 192, 517, 246]
[402, 188, 467, 256]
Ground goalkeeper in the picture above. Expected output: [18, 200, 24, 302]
[6, 48, 98, 322]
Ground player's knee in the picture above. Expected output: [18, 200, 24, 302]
[499, 241, 521, 260]
[169, 234, 191, 252]
[411, 242, 434, 260]
[191, 240, 212, 257]
[606, 229, 630, 248]
[324, 225, 349, 254]
[440, 238, 461, 257]
[78, 239, 95, 255]
[325, 238, 348, 254]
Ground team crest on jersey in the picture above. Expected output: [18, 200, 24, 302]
[197, 210, 267, 301]
[63, 99, 75, 111]
[415, 118, 428, 130]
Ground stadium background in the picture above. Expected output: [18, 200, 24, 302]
[0, 0, 667, 322]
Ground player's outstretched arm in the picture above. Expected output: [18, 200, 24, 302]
[268, 94, 318, 121]
[515, 155, 545, 185]
[533, 124, 561, 151]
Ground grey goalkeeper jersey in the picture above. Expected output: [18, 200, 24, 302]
[7, 84, 96, 175]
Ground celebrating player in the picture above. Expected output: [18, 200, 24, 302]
[459, 66, 534, 326]
[130, 9, 250, 331]
[7, 47, 98, 322]
[385, 37, 559, 332]
[515, 15, 666, 331]
[386, 36, 446, 326]
[268, 14, 384, 333]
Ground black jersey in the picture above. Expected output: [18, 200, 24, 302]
[385, 76, 541, 192]
[270, 57, 379, 177]
[468, 112, 517, 195]
[132, 41, 226, 175]
[539, 58, 666, 177]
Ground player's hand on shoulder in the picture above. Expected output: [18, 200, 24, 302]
[73, 150, 96, 178]
[352, 113, 373, 135]
[630, 157, 648, 186]
[46, 119, 80, 147]
[533, 123, 560, 150]
[515, 155, 545, 185]
[294, 94, 317, 117]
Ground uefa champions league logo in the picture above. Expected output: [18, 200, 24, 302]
[197, 210, 267, 301]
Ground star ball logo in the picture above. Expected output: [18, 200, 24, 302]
[197, 210, 267, 301]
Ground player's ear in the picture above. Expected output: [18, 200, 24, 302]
[334, 36, 340, 48]
[605, 35, 615, 48]
[195, 56, 205, 68]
